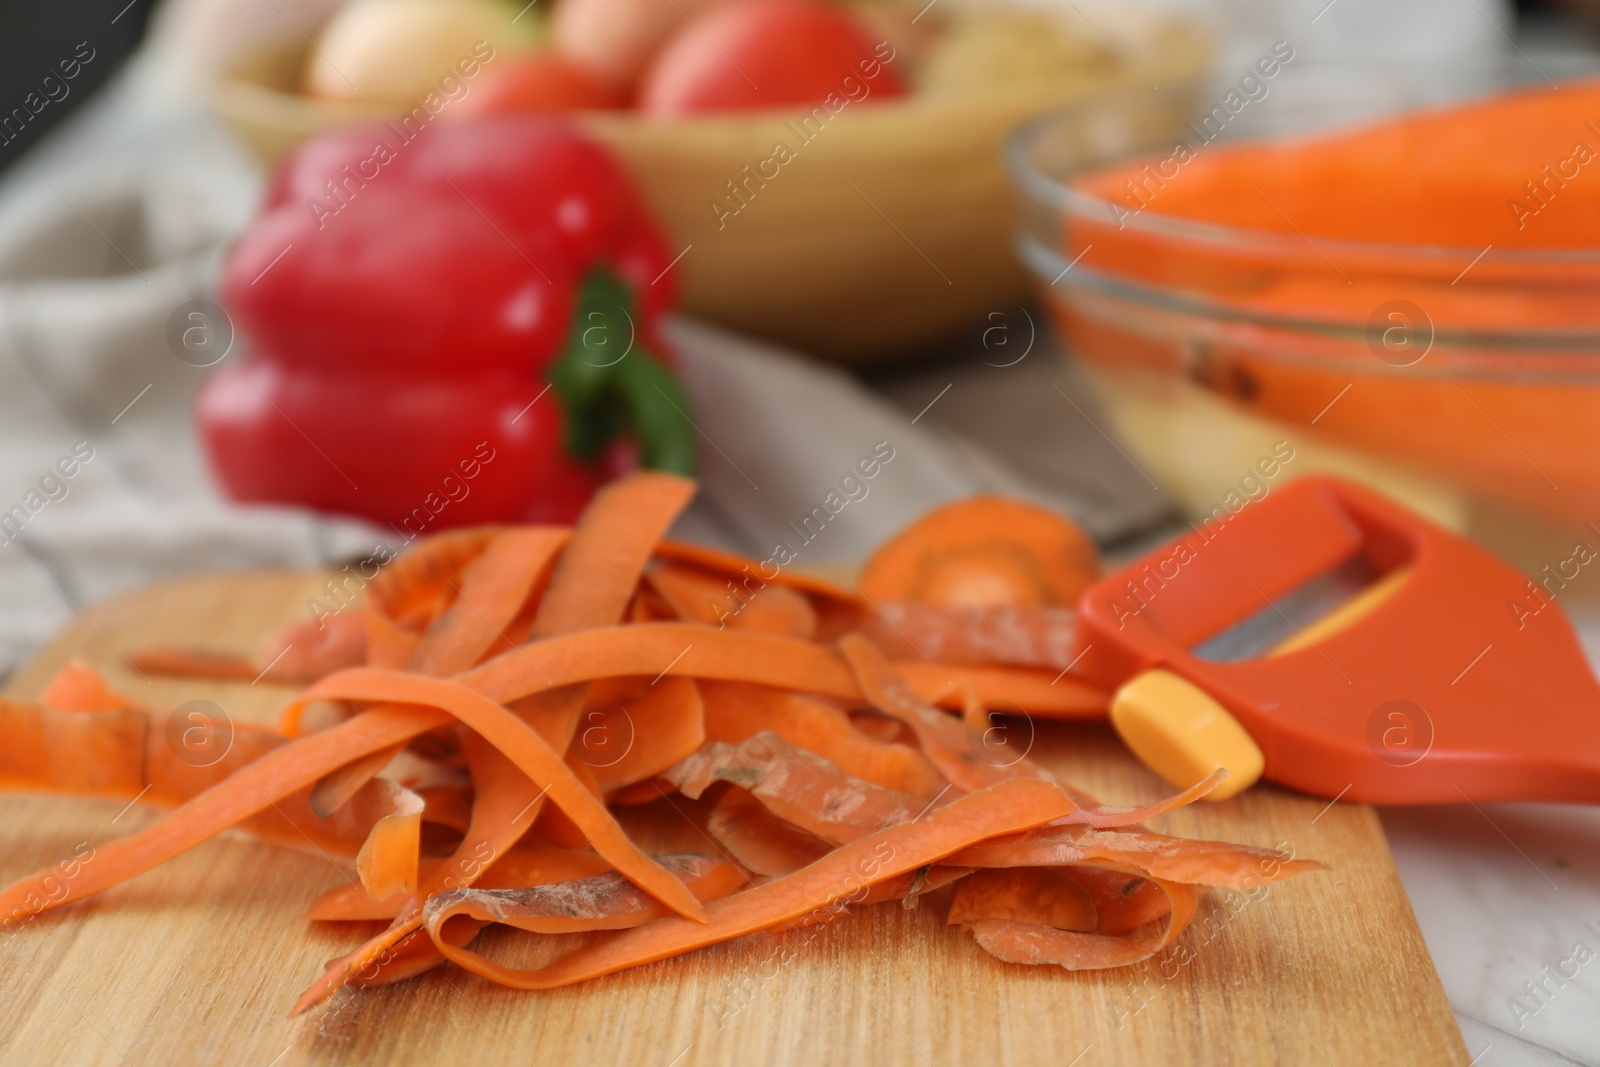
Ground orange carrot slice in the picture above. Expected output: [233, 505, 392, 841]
[578, 676, 705, 794]
[668, 733, 928, 845]
[648, 563, 818, 639]
[535, 751, 608, 850]
[342, 855, 744, 990]
[305, 844, 614, 922]
[365, 612, 422, 671]
[699, 681, 939, 797]
[894, 661, 1108, 719]
[456, 623, 862, 706]
[416, 786, 473, 834]
[946, 867, 1099, 932]
[0, 702, 444, 919]
[653, 540, 858, 605]
[860, 603, 1082, 670]
[409, 527, 570, 676]
[645, 564, 740, 627]
[532, 472, 695, 638]
[421, 776, 1078, 989]
[706, 789, 832, 877]
[275, 622, 1095, 724]
[282, 670, 708, 923]
[38, 661, 138, 712]
[0, 697, 426, 854]
[945, 824, 1323, 890]
[1064, 868, 1174, 936]
[355, 788, 425, 899]
[961, 876, 1200, 970]
[426, 855, 745, 936]
[780, 864, 976, 929]
[309, 527, 570, 820]
[841, 633, 1049, 793]
[365, 527, 499, 631]
[729, 584, 819, 640]
[1058, 769, 1230, 830]
[125, 648, 259, 682]
[344, 922, 482, 989]
[254, 608, 370, 683]
[607, 777, 676, 805]
[857, 495, 1099, 608]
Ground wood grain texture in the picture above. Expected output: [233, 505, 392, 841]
[0, 572, 1468, 1066]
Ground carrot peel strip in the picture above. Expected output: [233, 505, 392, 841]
[667, 732, 928, 845]
[425, 855, 745, 936]
[289, 668, 709, 923]
[2, 472, 1328, 1010]
[962, 876, 1201, 971]
[355, 789, 425, 899]
[946, 867, 1099, 932]
[0, 704, 444, 919]
[840, 632, 1050, 793]
[422, 776, 1077, 989]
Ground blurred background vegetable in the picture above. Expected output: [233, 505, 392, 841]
[205, 116, 694, 528]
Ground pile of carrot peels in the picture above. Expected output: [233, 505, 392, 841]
[0, 473, 1320, 1012]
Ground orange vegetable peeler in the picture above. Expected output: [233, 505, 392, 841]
[1073, 475, 1600, 804]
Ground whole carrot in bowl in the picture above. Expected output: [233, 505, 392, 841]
[1012, 75, 1600, 528]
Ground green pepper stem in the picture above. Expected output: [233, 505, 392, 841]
[549, 270, 697, 476]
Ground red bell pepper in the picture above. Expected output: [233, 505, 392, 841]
[203, 115, 695, 530]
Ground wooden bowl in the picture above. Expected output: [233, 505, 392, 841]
[208, 35, 1207, 364]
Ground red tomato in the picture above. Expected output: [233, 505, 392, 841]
[460, 52, 629, 114]
[638, 0, 904, 115]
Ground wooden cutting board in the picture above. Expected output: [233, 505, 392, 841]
[0, 572, 1467, 1067]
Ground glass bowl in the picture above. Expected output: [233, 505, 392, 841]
[1008, 60, 1600, 572]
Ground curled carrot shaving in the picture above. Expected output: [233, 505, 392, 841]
[945, 824, 1323, 890]
[699, 681, 939, 797]
[946, 867, 1099, 932]
[356, 788, 425, 899]
[532, 472, 695, 638]
[305, 844, 615, 922]
[961, 878, 1201, 971]
[409, 528, 570, 675]
[648, 563, 819, 639]
[841, 632, 1040, 793]
[861, 602, 1083, 671]
[668, 732, 929, 845]
[289, 666, 709, 923]
[0, 703, 444, 920]
[653, 540, 858, 605]
[895, 660, 1108, 719]
[582, 676, 706, 794]
[421, 777, 1081, 989]
[38, 660, 140, 713]
[426, 854, 745, 936]
[706, 789, 832, 877]
[0, 471, 1322, 1014]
